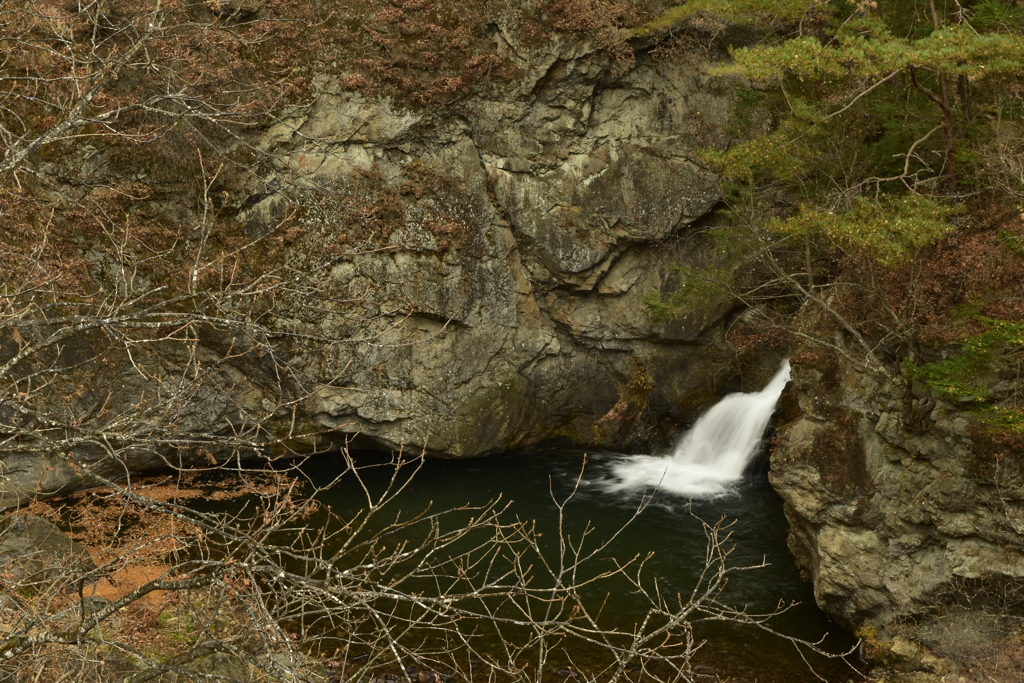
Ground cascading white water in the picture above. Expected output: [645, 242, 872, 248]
[605, 359, 791, 499]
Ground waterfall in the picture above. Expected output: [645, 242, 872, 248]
[605, 359, 791, 499]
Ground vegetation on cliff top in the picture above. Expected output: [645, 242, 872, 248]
[646, 0, 1024, 434]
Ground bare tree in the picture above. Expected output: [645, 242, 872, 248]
[0, 3, 862, 681]
[0, 0, 306, 181]
[0, 0, 378, 506]
[0, 453, 858, 682]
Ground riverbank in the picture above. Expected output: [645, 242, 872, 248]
[6, 448, 1019, 682]
[4, 452, 863, 683]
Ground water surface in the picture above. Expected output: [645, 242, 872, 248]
[297, 448, 862, 683]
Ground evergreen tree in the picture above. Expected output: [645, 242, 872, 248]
[651, 1, 1024, 428]
[698, 0, 1024, 258]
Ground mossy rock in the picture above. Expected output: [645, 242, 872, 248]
[157, 652, 254, 683]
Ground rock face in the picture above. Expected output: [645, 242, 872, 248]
[250, 33, 740, 458]
[2, 14, 1019, 675]
[771, 348, 1024, 668]
[0, 514, 96, 585]
[1, 28, 746, 507]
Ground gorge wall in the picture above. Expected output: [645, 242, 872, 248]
[255, 28, 739, 457]
[772, 344, 1024, 675]
[1, 23, 748, 507]
[4, 7, 1022, 677]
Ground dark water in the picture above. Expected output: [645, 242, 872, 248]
[292, 447, 864, 683]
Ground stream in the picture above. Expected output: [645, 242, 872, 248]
[278, 360, 862, 682]
[189, 361, 862, 681]
[295, 448, 862, 683]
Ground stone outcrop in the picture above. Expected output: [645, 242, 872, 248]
[246, 30, 741, 458]
[1, 25, 746, 507]
[771, 347, 1024, 673]
[0, 514, 96, 585]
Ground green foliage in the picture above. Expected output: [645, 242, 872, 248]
[970, 0, 1024, 34]
[650, 0, 1024, 417]
[770, 194, 955, 265]
[704, 0, 1024, 204]
[158, 609, 201, 645]
[662, 0, 825, 26]
[690, 1, 1024, 298]
[909, 343, 998, 404]
[909, 318, 1024, 431]
[704, 110, 822, 184]
[998, 229, 1024, 258]
[725, 20, 1024, 83]
[728, 86, 770, 136]
[913, 318, 1024, 397]
[643, 262, 733, 322]
[973, 405, 1024, 432]
[642, 224, 750, 320]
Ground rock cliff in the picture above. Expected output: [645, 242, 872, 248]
[3, 8, 1022, 677]
[772, 346, 1024, 674]
[254, 30, 741, 457]
[1, 24, 747, 506]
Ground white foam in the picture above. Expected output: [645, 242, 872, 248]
[604, 360, 791, 499]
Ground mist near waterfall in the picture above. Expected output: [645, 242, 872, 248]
[604, 360, 791, 499]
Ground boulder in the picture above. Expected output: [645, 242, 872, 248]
[0, 514, 95, 585]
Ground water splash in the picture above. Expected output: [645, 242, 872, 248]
[604, 360, 791, 499]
